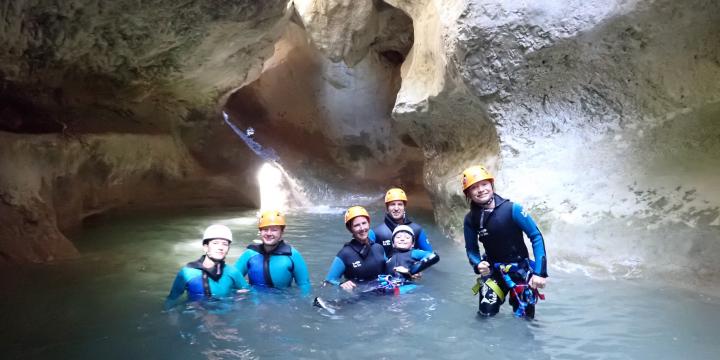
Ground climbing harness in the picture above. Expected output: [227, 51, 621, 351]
[376, 274, 405, 296]
[494, 262, 545, 317]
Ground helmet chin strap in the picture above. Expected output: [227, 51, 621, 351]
[481, 195, 495, 208]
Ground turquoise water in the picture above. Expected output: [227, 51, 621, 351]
[2, 207, 720, 359]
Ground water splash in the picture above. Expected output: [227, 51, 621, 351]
[221, 112, 380, 210]
[257, 162, 309, 211]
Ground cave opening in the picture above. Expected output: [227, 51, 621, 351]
[222, 1, 423, 206]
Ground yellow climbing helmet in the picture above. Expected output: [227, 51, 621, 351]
[344, 206, 370, 226]
[258, 210, 286, 228]
[384, 188, 408, 203]
[461, 165, 494, 191]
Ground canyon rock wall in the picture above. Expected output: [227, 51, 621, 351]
[0, 0, 291, 263]
[226, 3, 423, 199]
[385, 0, 720, 284]
[1, 0, 719, 290]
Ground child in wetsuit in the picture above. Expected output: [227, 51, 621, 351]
[313, 225, 440, 312]
[385, 225, 439, 280]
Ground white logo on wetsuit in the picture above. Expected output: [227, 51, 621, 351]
[382, 240, 391, 246]
[478, 228, 489, 237]
[481, 283, 498, 304]
[352, 261, 362, 268]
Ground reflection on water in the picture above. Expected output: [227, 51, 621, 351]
[1, 208, 720, 359]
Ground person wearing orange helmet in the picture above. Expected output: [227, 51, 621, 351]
[461, 165, 548, 318]
[368, 188, 433, 257]
[235, 210, 311, 295]
[324, 206, 387, 291]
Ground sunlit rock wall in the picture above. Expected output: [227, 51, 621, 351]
[386, 0, 720, 286]
[227, 1, 424, 198]
[0, 0, 291, 263]
[1, 0, 718, 289]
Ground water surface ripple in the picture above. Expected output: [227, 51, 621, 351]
[1, 208, 719, 359]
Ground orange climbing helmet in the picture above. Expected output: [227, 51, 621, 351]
[344, 206, 370, 227]
[258, 210, 286, 228]
[384, 188, 408, 203]
[461, 165, 494, 191]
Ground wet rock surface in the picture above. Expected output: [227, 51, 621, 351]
[1, 0, 719, 290]
[386, 0, 720, 286]
[0, 0, 289, 263]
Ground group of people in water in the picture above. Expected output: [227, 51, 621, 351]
[166, 165, 548, 318]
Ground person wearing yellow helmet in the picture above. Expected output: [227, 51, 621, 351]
[461, 165, 548, 318]
[324, 206, 387, 291]
[368, 188, 433, 257]
[165, 224, 249, 309]
[235, 210, 311, 295]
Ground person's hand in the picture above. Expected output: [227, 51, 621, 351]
[477, 261, 491, 276]
[529, 275, 546, 290]
[411, 272, 423, 280]
[340, 280, 357, 292]
[393, 266, 410, 274]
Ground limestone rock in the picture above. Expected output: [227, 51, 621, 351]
[0, 0, 289, 263]
[388, 0, 720, 286]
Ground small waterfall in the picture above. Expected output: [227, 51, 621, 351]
[222, 111, 279, 162]
[222, 111, 380, 212]
[257, 162, 310, 211]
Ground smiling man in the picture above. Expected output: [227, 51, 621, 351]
[165, 224, 248, 309]
[235, 210, 311, 295]
[369, 188, 433, 257]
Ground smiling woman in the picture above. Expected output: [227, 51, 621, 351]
[325, 206, 386, 291]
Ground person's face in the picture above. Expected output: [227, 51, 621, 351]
[260, 225, 284, 247]
[204, 239, 230, 260]
[392, 232, 414, 250]
[467, 180, 494, 205]
[350, 216, 370, 242]
[386, 200, 406, 222]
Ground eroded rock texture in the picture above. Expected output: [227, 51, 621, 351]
[385, 0, 720, 285]
[226, 2, 422, 198]
[0, 0, 291, 263]
[1, 0, 719, 290]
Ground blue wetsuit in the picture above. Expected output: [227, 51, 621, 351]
[325, 239, 386, 285]
[235, 241, 311, 295]
[369, 213, 433, 257]
[464, 194, 548, 317]
[385, 249, 440, 279]
[165, 256, 248, 309]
